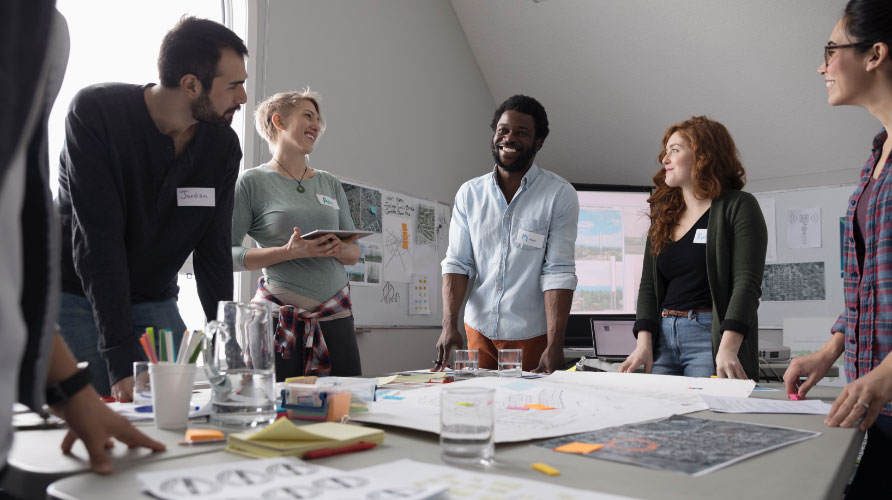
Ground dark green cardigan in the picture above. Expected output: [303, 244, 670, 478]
[635, 189, 768, 379]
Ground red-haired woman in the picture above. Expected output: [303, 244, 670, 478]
[619, 116, 767, 379]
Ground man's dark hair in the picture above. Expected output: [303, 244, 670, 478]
[490, 94, 549, 144]
[158, 16, 248, 90]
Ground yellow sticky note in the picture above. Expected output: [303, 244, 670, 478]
[185, 429, 224, 442]
[524, 404, 556, 410]
[456, 401, 474, 407]
[531, 463, 560, 476]
[553, 442, 604, 454]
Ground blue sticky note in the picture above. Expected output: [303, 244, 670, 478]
[382, 395, 405, 400]
[503, 381, 536, 391]
[370, 206, 377, 214]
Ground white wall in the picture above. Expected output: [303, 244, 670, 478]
[451, 0, 880, 192]
[251, 0, 494, 375]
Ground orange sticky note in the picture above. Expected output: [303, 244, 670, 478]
[554, 442, 604, 454]
[402, 223, 407, 230]
[184, 429, 224, 442]
[402, 241, 409, 249]
[524, 404, 556, 410]
[326, 392, 352, 421]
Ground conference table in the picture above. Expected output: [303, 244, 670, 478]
[3, 382, 861, 500]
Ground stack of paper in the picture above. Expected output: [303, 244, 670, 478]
[226, 418, 385, 459]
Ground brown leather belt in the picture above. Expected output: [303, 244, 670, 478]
[661, 307, 712, 318]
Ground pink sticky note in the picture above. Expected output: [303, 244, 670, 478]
[788, 394, 803, 401]
[506, 405, 529, 410]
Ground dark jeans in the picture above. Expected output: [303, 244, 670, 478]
[274, 315, 362, 380]
[59, 292, 186, 395]
[845, 413, 892, 499]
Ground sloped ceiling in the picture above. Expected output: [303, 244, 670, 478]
[451, 0, 878, 191]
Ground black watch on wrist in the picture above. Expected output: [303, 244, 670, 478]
[45, 361, 93, 406]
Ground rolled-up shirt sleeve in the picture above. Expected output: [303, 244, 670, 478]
[541, 183, 578, 292]
[231, 172, 253, 272]
[441, 184, 474, 276]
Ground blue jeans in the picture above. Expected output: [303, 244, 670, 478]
[59, 292, 186, 396]
[652, 310, 715, 377]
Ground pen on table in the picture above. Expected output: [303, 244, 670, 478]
[302, 441, 377, 460]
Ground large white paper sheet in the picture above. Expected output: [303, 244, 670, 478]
[353, 375, 700, 443]
[353, 458, 643, 500]
[137, 457, 446, 500]
[700, 395, 832, 414]
[755, 196, 777, 262]
[544, 371, 755, 402]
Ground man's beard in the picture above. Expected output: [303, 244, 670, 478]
[491, 140, 537, 173]
[191, 91, 238, 127]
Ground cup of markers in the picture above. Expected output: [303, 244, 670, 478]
[139, 327, 204, 430]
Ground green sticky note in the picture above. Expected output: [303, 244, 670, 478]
[370, 206, 377, 214]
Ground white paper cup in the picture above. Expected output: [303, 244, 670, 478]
[148, 363, 197, 430]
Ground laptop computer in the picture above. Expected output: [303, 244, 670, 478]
[590, 317, 637, 362]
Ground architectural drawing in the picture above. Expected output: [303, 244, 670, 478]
[416, 204, 436, 245]
[762, 262, 825, 301]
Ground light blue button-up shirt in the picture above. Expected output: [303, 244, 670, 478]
[442, 164, 578, 340]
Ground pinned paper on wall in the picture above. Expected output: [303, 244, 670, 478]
[346, 236, 383, 286]
[416, 205, 436, 245]
[786, 207, 821, 249]
[755, 196, 777, 262]
[382, 194, 415, 282]
[409, 275, 431, 315]
[342, 183, 382, 233]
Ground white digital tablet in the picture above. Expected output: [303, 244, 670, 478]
[300, 229, 375, 241]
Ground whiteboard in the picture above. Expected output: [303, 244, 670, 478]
[753, 184, 855, 329]
[340, 179, 451, 328]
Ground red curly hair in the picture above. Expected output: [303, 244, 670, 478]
[647, 116, 746, 255]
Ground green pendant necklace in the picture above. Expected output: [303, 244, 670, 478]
[272, 158, 308, 193]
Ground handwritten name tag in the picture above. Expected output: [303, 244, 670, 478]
[516, 229, 545, 249]
[316, 194, 340, 209]
[177, 187, 215, 207]
[694, 229, 708, 244]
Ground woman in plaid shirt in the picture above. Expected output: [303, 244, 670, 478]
[784, 1, 892, 496]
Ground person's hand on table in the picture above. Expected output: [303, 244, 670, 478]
[714, 350, 748, 379]
[619, 345, 653, 374]
[55, 385, 166, 474]
[110, 376, 134, 402]
[433, 326, 463, 371]
[532, 344, 564, 374]
[825, 362, 892, 431]
[783, 349, 837, 399]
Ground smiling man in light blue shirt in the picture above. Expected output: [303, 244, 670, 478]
[434, 95, 578, 373]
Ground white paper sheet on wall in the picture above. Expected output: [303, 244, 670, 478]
[786, 207, 822, 249]
[409, 274, 431, 315]
[756, 196, 777, 262]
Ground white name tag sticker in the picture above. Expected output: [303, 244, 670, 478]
[316, 194, 340, 209]
[516, 229, 545, 249]
[694, 228, 708, 244]
[177, 187, 215, 207]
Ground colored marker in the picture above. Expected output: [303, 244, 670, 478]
[531, 463, 560, 476]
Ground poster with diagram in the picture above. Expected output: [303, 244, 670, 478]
[382, 193, 417, 283]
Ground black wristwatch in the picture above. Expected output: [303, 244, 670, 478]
[45, 361, 93, 406]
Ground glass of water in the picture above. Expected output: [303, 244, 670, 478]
[498, 349, 523, 377]
[440, 386, 495, 466]
[453, 349, 478, 380]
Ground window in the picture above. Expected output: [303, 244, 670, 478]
[50, 0, 250, 331]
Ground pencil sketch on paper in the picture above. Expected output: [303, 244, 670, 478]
[382, 222, 414, 282]
[381, 281, 400, 304]
[383, 194, 416, 217]
[761, 262, 825, 301]
[536, 414, 819, 477]
[416, 205, 436, 245]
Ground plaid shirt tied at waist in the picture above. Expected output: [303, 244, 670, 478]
[252, 277, 352, 376]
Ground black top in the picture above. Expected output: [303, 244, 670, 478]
[855, 175, 877, 274]
[657, 209, 712, 310]
[57, 83, 242, 384]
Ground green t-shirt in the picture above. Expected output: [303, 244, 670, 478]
[231, 165, 355, 302]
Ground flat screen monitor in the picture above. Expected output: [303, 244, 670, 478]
[565, 184, 652, 348]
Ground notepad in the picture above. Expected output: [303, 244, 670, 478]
[225, 418, 385, 459]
